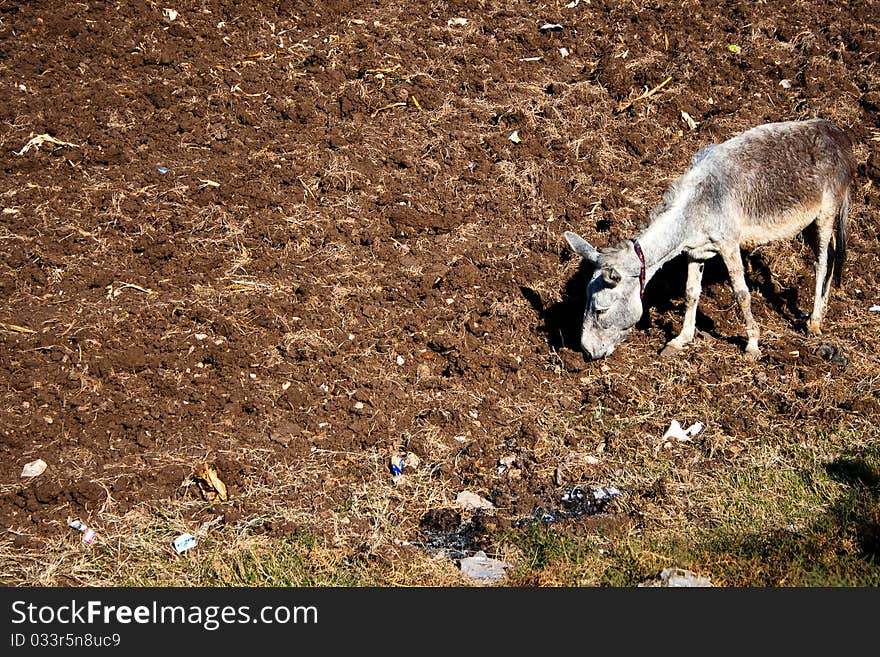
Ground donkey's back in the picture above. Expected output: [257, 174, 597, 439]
[686, 118, 855, 252]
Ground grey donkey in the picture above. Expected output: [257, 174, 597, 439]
[563, 118, 856, 360]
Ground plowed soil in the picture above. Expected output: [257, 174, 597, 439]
[1, 0, 878, 579]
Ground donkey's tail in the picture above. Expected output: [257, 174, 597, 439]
[830, 186, 850, 289]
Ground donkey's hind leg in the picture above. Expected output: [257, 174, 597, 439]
[806, 206, 835, 336]
[718, 243, 761, 360]
[661, 257, 705, 357]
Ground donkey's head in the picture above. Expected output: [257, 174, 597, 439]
[563, 231, 645, 359]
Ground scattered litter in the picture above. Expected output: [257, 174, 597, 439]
[779, 79, 792, 89]
[561, 485, 620, 516]
[638, 567, 713, 587]
[681, 110, 699, 130]
[727, 44, 742, 54]
[156, 166, 170, 174]
[519, 56, 543, 62]
[172, 533, 197, 555]
[536, 510, 556, 523]
[459, 550, 512, 584]
[390, 451, 420, 477]
[198, 179, 220, 188]
[519, 485, 622, 525]
[193, 463, 228, 502]
[559, 47, 570, 57]
[589, 485, 621, 502]
[15, 133, 79, 156]
[396, 355, 405, 366]
[20, 459, 47, 478]
[390, 453, 406, 476]
[163, 8, 178, 21]
[539, 23, 563, 32]
[870, 305, 880, 312]
[497, 454, 516, 475]
[447, 17, 469, 27]
[565, 0, 579, 7]
[455, 490, 495, 512]
[659, 419, 703, 450]
[508, 130, 522, 144]
[68, 519, 98, 545]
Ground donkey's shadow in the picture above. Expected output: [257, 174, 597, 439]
[744, 251, 809, 325]
[520, 258, 590, 352]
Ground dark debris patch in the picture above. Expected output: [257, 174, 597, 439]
[515, 485, 623, 526]
[411, 508, 482, 559]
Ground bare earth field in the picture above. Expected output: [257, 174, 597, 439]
[1, 0, 878, 586]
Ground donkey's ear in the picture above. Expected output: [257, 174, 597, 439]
[563, 231, 600, 264]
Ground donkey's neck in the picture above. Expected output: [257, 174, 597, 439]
[635, 208, 691, 281]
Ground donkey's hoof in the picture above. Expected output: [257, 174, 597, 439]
[660, 343, 683, 358]
[744, 348, 762, 362]
[806, 320, 822, 336]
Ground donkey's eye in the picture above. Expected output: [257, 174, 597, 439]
[593, 304, 610, 316]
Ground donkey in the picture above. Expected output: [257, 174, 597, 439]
[563, 118, 855, 360]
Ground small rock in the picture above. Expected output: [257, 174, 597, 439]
[455, 490, 495, 512]
[638, 567, 713, 587]
[459, 550, 512, 584]
[20, 459, 47, 478]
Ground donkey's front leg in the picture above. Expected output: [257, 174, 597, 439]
[661, 258, 705, 357]
[719, 244, 761, 360]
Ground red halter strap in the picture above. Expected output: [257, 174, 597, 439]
[631, 239, 646, 299]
